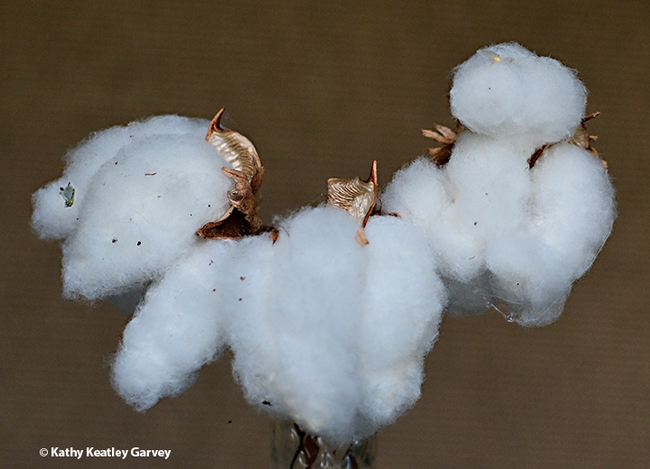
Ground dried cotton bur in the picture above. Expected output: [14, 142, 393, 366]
[197, 108, 265, 239]
[32, 42, 615, 446]
[327, 159, 378, 245]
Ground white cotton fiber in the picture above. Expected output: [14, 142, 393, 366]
[381, 157, 482, 282]
[450, 42, 587, 148]
[358, 215, 446, 429]
[383, 133, 534, 285]
[218, 234, 278, 408]
[31, 115, 209, 240]
[484, 229, 573, 325]
[481, 144, 614, 325]
[230, 207, 365, 443]
[37, 122, 233, 301]
[530, 143, 615, 276]
[444, 132, 533, 237]
[111, 240, 235, 411]
[227, 207, 447, 444]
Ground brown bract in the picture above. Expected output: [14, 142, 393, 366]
[422, 123, 464, 166]
[327, 160, 378, 246]
[423, 115, 605, 170]
[569, 112, 604, 166]
[197, 108, 265, 239]
[327, 160, 378, 227]
[529, 112, 605, 168]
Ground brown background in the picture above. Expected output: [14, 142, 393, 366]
[2, 1, 649, 467]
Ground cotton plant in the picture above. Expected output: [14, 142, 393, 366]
[32, 42, 615, 449]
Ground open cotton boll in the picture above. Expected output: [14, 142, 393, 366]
[358, 215, 446, 428]
[383, 127, 613, 326]
[450, 42, 586, 147]
[31, 115, 208, 240]
[230, 206, 365, 445]
[61, 133, 232, 300]
[111, 240, 234, 411]
[230, 208, 448, 444]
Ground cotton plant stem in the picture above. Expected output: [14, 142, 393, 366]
[271, 420, 377, 469]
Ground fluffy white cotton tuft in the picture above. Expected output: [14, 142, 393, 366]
[32, 116, 233, 300]
[381, 157, 482, 282]
[450, 42, 587, 148]
[112, 240, 234, 410]
[226, 207, 446, 443]
[485, 143, 615, 326]
[230, 207, 365, 443]
[32, 115, 210, 240]
[358, 215, 446, 428]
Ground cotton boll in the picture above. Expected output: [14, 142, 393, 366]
[111, 240, 234, 411]
[230, 206, 366, 444]
[228, 208, 450, 443]
[61, 133, 232, 300]
[450, 42, 586, 147]
[358, 215, 446, 429]
[381, 157, 481, 282]
[31, 115, 208, 240]
[384, 119, 612, 326]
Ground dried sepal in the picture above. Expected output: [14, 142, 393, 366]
[528, 144, 548, 169]
[327, 160, 378, 228]
[354, 228, 369, 246]
[423, 123, 464, 166]
[570, 112, 606, 167]
[221, 166, 263, 232]
[529, 112, 605, 169]
[206, 108, 264, 189]
[197, 208, 249, 239]
[198, 108, 265, 239]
